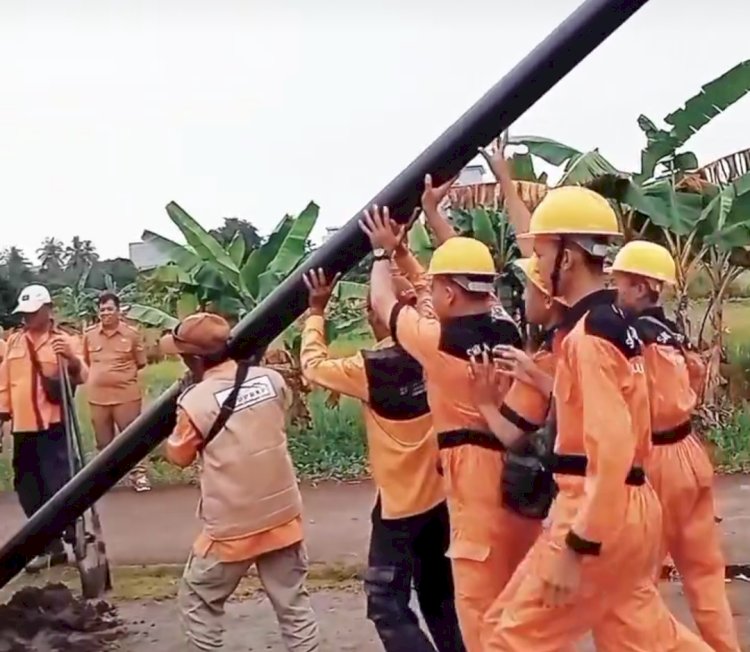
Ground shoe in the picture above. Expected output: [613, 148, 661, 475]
[25, 554, 49, 574]
[132, 474, 152, 493]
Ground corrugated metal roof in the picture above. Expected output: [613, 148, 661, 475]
[128, 241, 173, 271]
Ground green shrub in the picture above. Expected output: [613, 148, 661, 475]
[708, 404, 750, 472]
[288, 391, 367, 480]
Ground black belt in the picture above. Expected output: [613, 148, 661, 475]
[551, 454, 645, 486]
[437, 429, 506, 453]
[652, 420, 692, 446]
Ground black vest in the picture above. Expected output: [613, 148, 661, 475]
[361, 345, 429, 421]
[635, 308, 686, 352]
[437, 306, 523, 360]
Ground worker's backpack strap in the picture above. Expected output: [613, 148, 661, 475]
[197, 360, 250, 453]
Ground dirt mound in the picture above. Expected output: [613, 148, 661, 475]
[0, 583, 124, 652]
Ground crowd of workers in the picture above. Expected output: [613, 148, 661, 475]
[0, 145, 741, 651]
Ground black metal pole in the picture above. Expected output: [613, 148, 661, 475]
[0, 0, 651, 587]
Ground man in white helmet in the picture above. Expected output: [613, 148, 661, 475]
[0, 284, 88, 573]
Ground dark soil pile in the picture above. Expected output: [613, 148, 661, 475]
[0, 583, 124, 652]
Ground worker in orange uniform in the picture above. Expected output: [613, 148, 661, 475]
[609, 240, 740, 652]
[484, 186, 711, 651]
[300, 265, 465, 652]
[0, 284, 88, 574]
[162, 313, 320, 652]
[468, 255, 565, 448]
[360, 203, 542, 652]
[83, 291, 151, 492]
[0, 327, 6, 453]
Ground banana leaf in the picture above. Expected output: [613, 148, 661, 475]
[637, 60, 750, 182]
[176, 293, 199, 318]
[193, 262, 235, 297]
[506, 135, 581, 166]
[407, 221, 434, 266]
[636, 180, 704, 235]
[141, 230, 201, 271]
[558, 150, 621, 186]
[241, 214, 294, 300]
[447, 208, 473, 236]
[334, 281, 369, 301]
[471, 207, 496, 247]
[124, 304, 179, 330]
[703, 173, 750, 250]
[257, 202, 319, 300]
[166, 202, 241, 286]
[227, 231, 246, 267]
[151, 263, 195, 285]
[508, 153, 539, 182]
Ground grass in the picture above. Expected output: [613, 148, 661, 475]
[708, 404, 750, 473]
[0, 561, 363, 603]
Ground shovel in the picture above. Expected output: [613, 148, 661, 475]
[58, 357, 113, 599]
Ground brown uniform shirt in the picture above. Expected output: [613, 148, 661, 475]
[83, 321, 146, 406]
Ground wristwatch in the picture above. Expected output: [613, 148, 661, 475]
[372, 248, 390, 261]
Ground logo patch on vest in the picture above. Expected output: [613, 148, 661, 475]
[213, 375, 278, 412]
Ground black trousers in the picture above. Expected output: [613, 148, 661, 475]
[364, 499, 465, 652]
[13, 423, 71, 554]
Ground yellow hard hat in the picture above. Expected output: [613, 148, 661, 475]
[428, 237, 496, 276]
[609, 240, 676, 285]
[526, 186, 620, 237]
[513, 256, 568, 306]
[513, 256, 548, 295]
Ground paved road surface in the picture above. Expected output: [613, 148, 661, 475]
[0, 475, 748, 567]
[0, 476, 747, 650]
[122, 582, 750, 651]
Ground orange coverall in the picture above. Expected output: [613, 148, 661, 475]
[485, 290, 711, 652]
[390, 300, 539, 652]
[634, 309, 740, 652]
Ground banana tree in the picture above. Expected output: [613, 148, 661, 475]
[137, 200, 320, 319]
[695, 174, 750, 343]
[52, 265, 98, 329]
[127, 200, 369, 426]
[636, 60, 750, 184]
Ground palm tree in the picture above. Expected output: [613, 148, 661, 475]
[65, 236, 99, 270]
[36, 238, 65, 273]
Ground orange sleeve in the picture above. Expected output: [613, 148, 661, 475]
[0, 340, 5, 364]
[568, 336, 637, 554]
[0, 355, 10, 417]
[132, 330, 147, 369]
[166, 407, 203, 468]
[393, 248, 434, 318]
[390, 303, 441, 367]
[500, 384, 549, 434]
[299, 315, 369, 401]
[500, 350, 555, 431]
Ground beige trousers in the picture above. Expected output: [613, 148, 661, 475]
[89, 400, 146, 476]
[178, 542, 320, 651]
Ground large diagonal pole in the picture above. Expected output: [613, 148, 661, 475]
[0, 0, 651, 586]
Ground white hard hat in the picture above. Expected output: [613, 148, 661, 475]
[14, 284, 52, 314]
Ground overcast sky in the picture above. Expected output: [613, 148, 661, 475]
[2, 0, 749, 262]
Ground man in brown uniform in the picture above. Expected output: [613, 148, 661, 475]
[162, 313, 320, 652]
[83, 291, 150, 492]
[0, 284, 88, 573]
